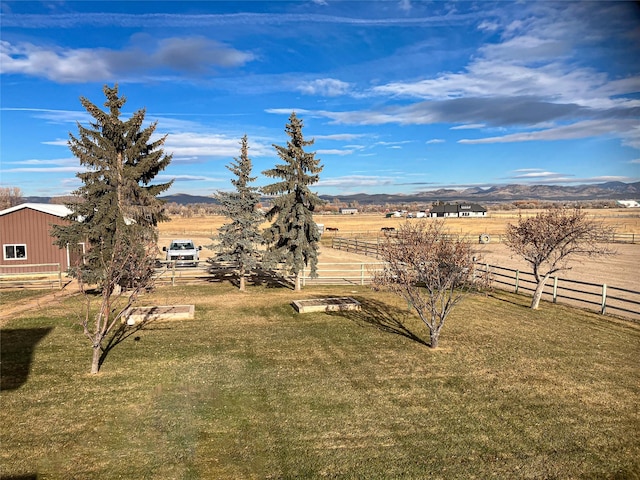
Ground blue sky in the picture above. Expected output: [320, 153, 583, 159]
[1, 1, 639, 198]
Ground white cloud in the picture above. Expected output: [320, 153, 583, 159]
[507, 169, 571, 180]
[2, 166, 80, 173]
[0, 157, 80, 173]
[156, 174, 222, 183]
[1, 107, 91, 124]
[297, 78, 351, 96]
[426, 139, 445, 144]
[399, 0, 411, 12]
[42, 139, 69, 146]
[477, 20, 499, 32]
[165, 132, 272, 158]
[0, 36, 255, 83]
[314, 133, 367, 141]
[458, 119, 636, 145]
[265, 108, 312, 115]
[450, 124, 485, 130]
[317, 175, 396, 188]
[316, 149, 356, 156]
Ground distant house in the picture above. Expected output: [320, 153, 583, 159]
[0, 203, 82, 273]
[429, 203, 487, 218]
[617, 200, 640, 208]
[339, 207, 358, 215]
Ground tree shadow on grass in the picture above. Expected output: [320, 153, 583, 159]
[327, 296, 428, 347]
[0, 327, 53, 391]
[205, 261, 294, 289]
[97, 317, 175, 371]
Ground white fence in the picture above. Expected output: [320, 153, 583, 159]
[4, 259, 638, 321]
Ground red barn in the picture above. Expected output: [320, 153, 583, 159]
[0, 203, 82, 274]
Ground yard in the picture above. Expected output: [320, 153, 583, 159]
[1, 283, 639, 479]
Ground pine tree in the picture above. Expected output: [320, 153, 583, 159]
[51, 84, 173, 374]
[262, 112, 324, 290]
[214, 135, 264, 291]
[53, 84, 172, 284]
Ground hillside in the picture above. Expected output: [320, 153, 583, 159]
[23, 181, 639, 206]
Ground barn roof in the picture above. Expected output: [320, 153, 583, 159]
[0, 202, 72, 218]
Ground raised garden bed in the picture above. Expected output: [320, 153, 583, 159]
[292, 297, 361, 313]
[124, 305, 195, 324]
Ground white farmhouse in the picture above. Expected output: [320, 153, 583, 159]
[429, 203, 487, 218]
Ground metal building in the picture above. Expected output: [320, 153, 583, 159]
[0, 203, 80, 273]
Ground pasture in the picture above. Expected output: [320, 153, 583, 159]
[1, 284, 639, 479]
[157, 209, 640, 294]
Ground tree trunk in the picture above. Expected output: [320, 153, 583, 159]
[239, 274, 246, 292]
[429, 330, 439, 349]
[294, 272, 301, 291]
[90, 344, 101, 374]
[531, 277, 549, 309]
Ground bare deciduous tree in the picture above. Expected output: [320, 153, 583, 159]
[373, 221, 479, 349]
[75, 231, 159, 374]
[504, 208, 615, 309]
[0, 186, 23, 210]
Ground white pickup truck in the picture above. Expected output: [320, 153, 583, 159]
[163, 239, 202, 267]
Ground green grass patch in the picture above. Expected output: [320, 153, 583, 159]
[0, 288, 53, 306]
[1, 285, 639, 479]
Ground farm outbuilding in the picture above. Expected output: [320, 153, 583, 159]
[0, 203, 81, 273]
[339, 208, 358, 215]
[429, 203, 487, 218]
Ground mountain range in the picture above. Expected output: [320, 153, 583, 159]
[24, 181, 639, 206]
[154, 181, 639, 205]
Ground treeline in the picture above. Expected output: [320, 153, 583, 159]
[160, 199, 623, 217]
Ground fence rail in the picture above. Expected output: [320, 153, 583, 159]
[0, 263, 63, 289]
[475, 263, 640, 320]
[331, 232, 638, 246]
[331, 237, 639, 320]
[3, 259, 638, 321]
[152, 260, 387, 287]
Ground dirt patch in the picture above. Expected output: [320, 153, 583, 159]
[477, 243, 639, 292]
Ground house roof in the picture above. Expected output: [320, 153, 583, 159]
[430, 203, 487, 214]
[430, 204, 459, 214]
[0, 202, 72, 218]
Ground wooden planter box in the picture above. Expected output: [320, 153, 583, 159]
[292, 297, 361, 313]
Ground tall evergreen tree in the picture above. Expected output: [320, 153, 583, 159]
[53, 84, 172, 284]
[51, 84, 173, 374]
[214, 135, 264, 291]
[262, 112, 324, 290]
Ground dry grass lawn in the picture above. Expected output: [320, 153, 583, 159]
[1, 283, 639, 479]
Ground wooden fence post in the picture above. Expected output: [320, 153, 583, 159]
[514, 270, 519, 294]
[361, 263, 365, 286]
[601, 284, 607, 314]
[171, 261, 176, 287]
[553, 277, 558, 303]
